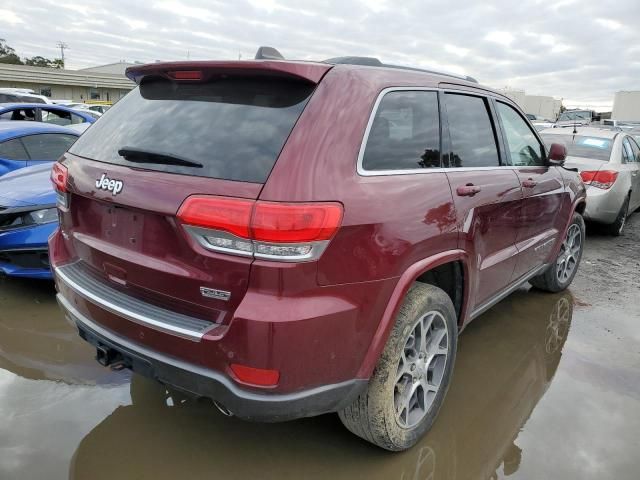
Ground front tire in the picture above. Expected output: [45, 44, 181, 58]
[338, 283, 457, 451]
[530, 212, 585, 292]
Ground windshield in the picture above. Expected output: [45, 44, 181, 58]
[69, 77, 314, 183]
[557, 111, 591, 122]
[541, 134, 612, 161]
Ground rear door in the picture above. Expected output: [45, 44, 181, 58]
[442, 91, 523, 311]
[21, 133, 78, 166]
[494, 100, 566, 279]
[59, 65, 324, 322]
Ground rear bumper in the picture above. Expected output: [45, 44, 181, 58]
[583, 185, 626, 224]
[58, 293, 366, 421]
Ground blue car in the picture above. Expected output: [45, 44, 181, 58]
[0, 103, 97, 125]
[0, 121, 80, 176]
[0, 163, 60, 279]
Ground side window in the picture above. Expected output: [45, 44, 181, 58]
[0, 138, 29, 160]
[41, 109, 73, 126]
[70, 113, 85, 124]
[362, 90, 440, 171]
[622, 138, 634, 163]
[496, 102, 545, 166]
[444, 93, 500, 168]
[629, 137, 640, 163]
[20, 134, 77, 160]
[0, 108, 36, 121]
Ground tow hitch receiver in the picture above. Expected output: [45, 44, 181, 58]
[96, 344, 124, 368]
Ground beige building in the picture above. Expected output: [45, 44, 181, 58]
[611, 91, 640, 122]
[498, 88, 563, 121]
[0, 62, 136, 103]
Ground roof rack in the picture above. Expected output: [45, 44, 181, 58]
[323, 56, 479, 83]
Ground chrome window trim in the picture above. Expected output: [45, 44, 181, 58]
[357, 87, 441, 177]
[356, 86, 526, 177]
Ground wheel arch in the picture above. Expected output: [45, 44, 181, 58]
[355, 250, 472, 379]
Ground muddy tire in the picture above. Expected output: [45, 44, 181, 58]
[338, 283, 457, 451]
[605, 195, 629, 236]
[530, 212, 585, 292]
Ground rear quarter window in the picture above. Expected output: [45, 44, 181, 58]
[69, 77, 314, 183]
[361, 90, 441, 171]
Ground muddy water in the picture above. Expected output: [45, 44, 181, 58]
[1, 221, 639, 479]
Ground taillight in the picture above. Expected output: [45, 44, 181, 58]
[51, 162, 68, 192]
[580, 170, 618, 189]
[252, 202, 343, 243]
[177, 196, 344, 262]
[177, 196, 253, 238]
[51, 162, 69, 208]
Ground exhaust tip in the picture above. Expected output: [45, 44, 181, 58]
[214, 401, 233, 417]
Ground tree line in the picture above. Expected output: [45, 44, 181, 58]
[0, 39, 64, 69]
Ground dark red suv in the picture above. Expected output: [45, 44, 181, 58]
[50, 54, 586, 451]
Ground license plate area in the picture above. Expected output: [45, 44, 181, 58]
[101, 204, 145, 252]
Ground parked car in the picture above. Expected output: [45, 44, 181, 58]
[0, 103, 96, 128]
[62, 103, 103, 119]
[0, 88, 51, 104]
[0, 164, 60, 279]
[50, 54, 586, 451]
[541, 127, 640, 235]
[555, 109, 599, 128]
[0, 122, 80, 176]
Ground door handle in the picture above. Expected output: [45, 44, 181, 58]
[456, 184, 482, 197]
[522, 179, 537, 188]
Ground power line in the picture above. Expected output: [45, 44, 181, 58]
[56, 41, 69, 68]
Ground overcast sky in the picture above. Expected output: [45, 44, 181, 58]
[2, 0, 638, 110]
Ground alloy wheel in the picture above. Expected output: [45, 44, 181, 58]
[556, 224, 581, 283]
[394, 311, 449, 429]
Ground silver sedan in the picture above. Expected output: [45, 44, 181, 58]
[541, 127, 640, 235]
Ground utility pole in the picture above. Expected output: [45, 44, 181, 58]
[56, 41, 69, 68]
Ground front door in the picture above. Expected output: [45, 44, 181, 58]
[494, 101, 566, 280]
[442, 92, 523, 311]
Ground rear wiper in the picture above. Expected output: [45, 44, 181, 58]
[117, 147, 203, 168]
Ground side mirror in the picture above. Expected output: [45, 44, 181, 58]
[547, 143, 567, 166]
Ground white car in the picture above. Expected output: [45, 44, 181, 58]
[0, 88, 52, 104]
[540, 127, 640, 235]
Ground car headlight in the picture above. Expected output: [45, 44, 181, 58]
[0, 208, 58, 230]
[26, 208, 59, 225]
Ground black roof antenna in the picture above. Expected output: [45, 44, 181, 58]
[255, 46, 285, 60]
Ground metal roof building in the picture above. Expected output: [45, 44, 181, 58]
[0, 63, 135, 103]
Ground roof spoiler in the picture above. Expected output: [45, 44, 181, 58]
[126, 59, 331, 85]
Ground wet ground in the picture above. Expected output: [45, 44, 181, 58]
[0, 216, 638, 480]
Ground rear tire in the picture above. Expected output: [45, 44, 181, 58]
[530, 212, 585, 292]
[605, 195, 629, 236]
[338, 283, 457, 451]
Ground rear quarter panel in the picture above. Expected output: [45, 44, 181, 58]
[260, 67, 459, 285]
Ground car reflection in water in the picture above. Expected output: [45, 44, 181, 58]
[69, 289, 573, 480]
[0, 278, 127, 385]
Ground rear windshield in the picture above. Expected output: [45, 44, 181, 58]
[69, 76, 314, 183]
[541, 134, 612, 161]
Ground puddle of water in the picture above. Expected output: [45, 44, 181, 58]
[0, 278, 638, 480]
